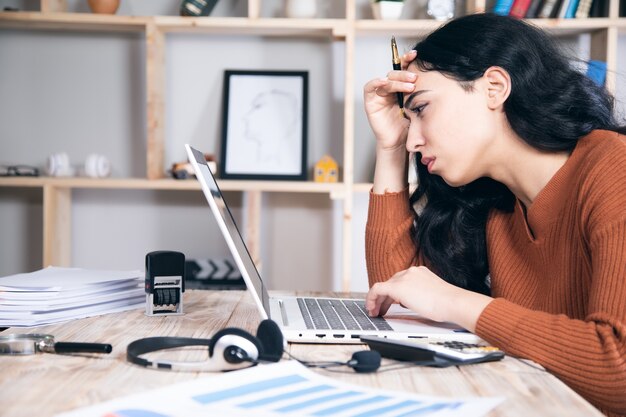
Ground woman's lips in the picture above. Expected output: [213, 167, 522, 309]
[421, 157, 435, 173]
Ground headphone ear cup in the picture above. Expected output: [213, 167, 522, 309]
[256, 319, 284, 362]
[208, 328, 262, 371]
[348, 350, 381, 373]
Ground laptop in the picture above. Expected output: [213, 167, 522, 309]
[185, 144, 477, 344]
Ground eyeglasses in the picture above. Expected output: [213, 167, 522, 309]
[0, 165, 40, 177]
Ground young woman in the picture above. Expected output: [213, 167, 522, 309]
[363, 13, 626, 416]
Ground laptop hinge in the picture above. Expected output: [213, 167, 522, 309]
[278, 299, 289, 326]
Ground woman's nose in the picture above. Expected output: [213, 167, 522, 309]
[406, 130, 425, 153]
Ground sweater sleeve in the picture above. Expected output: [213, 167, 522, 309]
[475, 217, 626, 415]
[365, 189, 419, 287]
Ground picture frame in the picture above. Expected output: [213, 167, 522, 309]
[219, 70, 308, 181]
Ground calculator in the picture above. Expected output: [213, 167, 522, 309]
[360, 336, 505, 364]
[411, 340, 504, 362]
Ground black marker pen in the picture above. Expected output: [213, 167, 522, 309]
[391, 35, 405, 118]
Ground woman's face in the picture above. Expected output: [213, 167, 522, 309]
[404, 65, 497, 187]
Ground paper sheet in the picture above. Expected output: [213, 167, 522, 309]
[0, 267, 144, 327]
[0, 266, 143, 290]
[56, 361, 503, 417]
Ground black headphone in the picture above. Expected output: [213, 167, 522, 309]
[127, 319, 381, 373]
[291, 350, 382, 373]
[127, 319, 285, 372]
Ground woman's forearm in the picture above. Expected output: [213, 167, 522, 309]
[372, 146, 408, 194]
[446, 287, 493, 333]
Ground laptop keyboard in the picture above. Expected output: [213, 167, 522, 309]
[297, 298, 393, 331]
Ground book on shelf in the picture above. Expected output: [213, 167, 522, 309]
[538, 0, 562, 17]
[509, 0, 533, 17]
[575, 0, 594, 18]
[589, 0, 609, 17]
[555, 0, 569, 18]
[525, 0, 545, 18]
[563, 0, 581, 17]
[585, 60, 607, 87]
[493, 0, 515, 15]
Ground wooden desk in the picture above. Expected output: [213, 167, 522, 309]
[0, 290, 603, 417]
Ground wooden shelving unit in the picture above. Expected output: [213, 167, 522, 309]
[0, 177, 344, 194]
[1, 0, 623, 290]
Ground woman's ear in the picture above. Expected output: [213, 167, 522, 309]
[483, 66, 511, 110]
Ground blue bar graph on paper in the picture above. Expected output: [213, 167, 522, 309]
[89, 359, 502, 417]
[311, 395, 390, 416]
[275, 391, 360, 413]
[111, 410, 170, 417]
[193, 374, 306, 404]
[185, 364, 494, 417]
[239, 384, 334, 408]
[396, 402, 462, 416]
[351, 400, 422, 417]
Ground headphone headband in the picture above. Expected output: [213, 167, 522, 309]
[126, 320, 284, 372]
[127, 337, 213, 370]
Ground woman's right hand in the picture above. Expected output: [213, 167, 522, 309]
[363, 50, 417, 151]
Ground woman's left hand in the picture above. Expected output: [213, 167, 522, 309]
[365, 266, 493, 332]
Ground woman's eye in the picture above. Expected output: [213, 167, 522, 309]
[410, 104, 427, 115]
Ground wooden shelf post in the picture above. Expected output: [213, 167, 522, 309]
[248, 0, 261, 19]
[146, 22, 166, 180]
[43, 185, 71, 267]
[590, 28, 618, 94]
[243, 190, 263, 270]
[465, 0, 487, 14]
[341, 25, 356, 292]
[40, 0, 67, 13]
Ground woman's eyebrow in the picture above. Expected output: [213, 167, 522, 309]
[404, 90, 431, 107]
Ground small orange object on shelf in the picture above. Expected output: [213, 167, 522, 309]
[314, 155, 338, 183]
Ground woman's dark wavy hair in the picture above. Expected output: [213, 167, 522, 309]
[409, 13, 624, 295]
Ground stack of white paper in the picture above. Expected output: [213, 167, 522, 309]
[0, 267, 145, 327]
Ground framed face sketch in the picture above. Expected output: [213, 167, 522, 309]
[219, 70, 308, 181]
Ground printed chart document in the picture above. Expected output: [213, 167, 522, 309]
[56, 361, 503, 417]
[0, 267, 144, 327]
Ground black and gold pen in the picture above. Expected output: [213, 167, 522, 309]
[391, 35, 405, 118]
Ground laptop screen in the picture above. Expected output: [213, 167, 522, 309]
[186, 145, 270, 317]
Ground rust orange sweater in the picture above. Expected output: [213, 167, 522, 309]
[365, 130, 626, 416]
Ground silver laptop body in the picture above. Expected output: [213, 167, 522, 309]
[186, 144, 477, 344]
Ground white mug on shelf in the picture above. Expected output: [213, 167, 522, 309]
[46, 152, 75, 177]
[84, 154, 111, 178]
[371, 0, 404, 20]
[285, 0, 317, 18]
